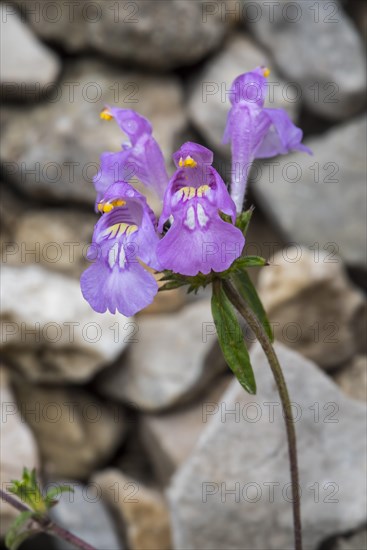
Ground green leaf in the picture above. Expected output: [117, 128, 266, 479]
[5, 511, 34, 550]
[231, 256, 268, 270]
[45, 485, 74, 507]
[230, 271, 274, 342]
[211, 281, 256, 394]
[6, 529, 39, 550]
[159, 280, 188, 291]
[9, 468, 46, 514]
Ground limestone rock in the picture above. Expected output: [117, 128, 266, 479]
[257, 248, 365, 369]
[50, 482, 122, 550]
[331, 527, 367, 550]
[0, 59, 186, 205]
[0, 265, 131, 383]
[188, 34, 300, 156]
[97, 300, 227, 411]
[141, 375, 231, 485]
[246, 0, 366, 119]
[333, 356, 367, 402]
[168, 343, 367, 550]
[0, 3, 60, 100]
[17, 0, 229, 70]
[0, 368, 39, 536]
[12, 208, 96, 278]
[252, 116, 367, 269]
[12, 382, 126, 479]
[93, 469, 172, 550]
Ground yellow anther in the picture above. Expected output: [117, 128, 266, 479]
[103, 203, 114, 213]
[100, 107, 113, 121]
[98, 199, 126, 214]
[179, 155, 197, 168]
[114, 199, 126, 207]
[263, 67, 270, 78]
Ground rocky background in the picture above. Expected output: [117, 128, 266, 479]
[0, 1, 366, 549]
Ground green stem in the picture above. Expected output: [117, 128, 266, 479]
[223, 279, 302, 550]
[0, 489, 97, 550]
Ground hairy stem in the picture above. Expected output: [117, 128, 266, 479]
[0, 489, 97, 550]
[223, 279, 302, 550]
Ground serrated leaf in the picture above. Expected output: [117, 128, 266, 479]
[5, 511, 34, 550]
[211, 281, 256, 394]
[230, 271, 274, 342]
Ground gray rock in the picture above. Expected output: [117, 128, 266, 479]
[0, 59, 186, 204]
[333, 356, 367, 402]
[0, 265, 131, 383]
[257, 248, 365, 369]
[93, 469, 172, 550]
[0, 3, 60, 100]
[15, 0, 229, 70]
[246, 0, 366, 119]
[98, 300, 227, 411]
[188, 34, 300, 156]
[0, 368, 40, 536]
[168, 343, 367, 550]
[331, 527, 367, 550]
[141, 375, 231, 485]
[50, 482, 122, 550]
[252, 116, 367, 269]
[12, 208, 96, 278]
[13, 382, 126, 479]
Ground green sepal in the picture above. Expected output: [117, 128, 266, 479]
[159, 271, 212, 294]
[235, 206, 255, 235]
[211, 280, 256, 394]
[230, 271, 274, 342]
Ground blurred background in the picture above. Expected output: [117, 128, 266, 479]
[0, 1, 366, 549]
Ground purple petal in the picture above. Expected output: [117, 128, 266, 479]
[223, 104, 260, 212]
[157, 202, 244, 276]
[128, 136, 169, 200]
[105, 107, 169, 198]
[172, 142, 214, 168]
[255, 108, 313, 158]
[93, 149, 135, 206]
[81, 255, 158, 316]
[109, 108, 153, 145]
[229, 68, 268, 107]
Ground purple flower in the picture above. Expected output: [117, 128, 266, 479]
[94, 107, 169, 207]
[223, 67, 312, 212]
[156, 142, 245, 276]
[81, 181, 161, 316]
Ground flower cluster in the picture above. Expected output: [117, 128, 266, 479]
[81, 67, 310, 316]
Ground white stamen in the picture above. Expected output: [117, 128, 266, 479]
[197, 203, 209, 228]
[108, 242, 119, 269]
[184, 206, 196, 230]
